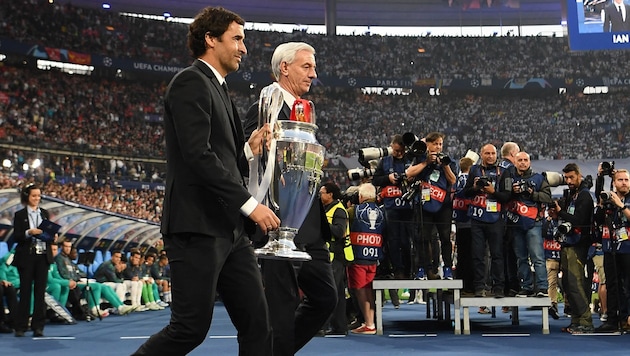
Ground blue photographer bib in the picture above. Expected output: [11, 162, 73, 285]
[350, 201, 385, 262]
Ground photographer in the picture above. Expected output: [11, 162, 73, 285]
[593, 168, 630, 332]
[372, 135, 414, 289]
[553, 163, 594, 334]
[494, 152, 552, 298]
[405, 132, 457, 280]
[463, 143, 510, 298]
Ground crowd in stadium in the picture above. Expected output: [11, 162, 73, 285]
[4, 0, 630, 79]
[0, 0, 629, 218]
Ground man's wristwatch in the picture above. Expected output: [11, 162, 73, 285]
[621, 206, 628, 211]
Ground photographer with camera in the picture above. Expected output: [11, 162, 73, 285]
[593, 168, 630, 332]
[372, 135, 415, 293]
[494, 152, 552, 298]
[463, 144, 510, 298]
[553, 163, 594, 334]
[405, 132, 457, 280]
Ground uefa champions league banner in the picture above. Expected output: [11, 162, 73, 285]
[0, 37, 614, 90]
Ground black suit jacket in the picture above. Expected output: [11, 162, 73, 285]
[243, 99, 331, 255]
[161, 59, 253, 237]
[12, 207, 54, 266]
[604, 4, 630, 32]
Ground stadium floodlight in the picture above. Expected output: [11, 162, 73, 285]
[102, 3, 111, 9]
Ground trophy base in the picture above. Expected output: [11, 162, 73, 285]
[254, 239, 312, 262]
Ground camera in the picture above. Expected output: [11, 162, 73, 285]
[476, 176, 491, 189]
[514, 179, 535, 194]
[436, 152, 452, 165]
[341, 188, 360, 206]
[601, 161, 615, 177]
[358, 147, 393, 166]
[554, 221, 573, 242]
[402, 132, 427, 157]
[347, 167, 376, 181]
[600, 191, 614, 201]
[543, 171, 565, 187]
[557, 222, 573, 235]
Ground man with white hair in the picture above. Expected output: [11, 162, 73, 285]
[243, 42, 337, 354]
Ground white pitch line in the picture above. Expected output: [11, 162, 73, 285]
[572, 332, 622, 336]
[209, 335, 238, 339]
[389, 334, 437, 338]
[34, 337, 76, 340]
[120, 336, 151, 339]
[482, 333, 530, 337]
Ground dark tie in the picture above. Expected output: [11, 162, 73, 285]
[619, 5, 622, 13]
[222, 82, 230, 98]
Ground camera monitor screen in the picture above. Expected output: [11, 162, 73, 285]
[567, 0, 630, 50]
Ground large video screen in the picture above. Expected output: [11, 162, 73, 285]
[567, 0, 630, 50]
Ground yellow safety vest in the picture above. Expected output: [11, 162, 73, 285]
[325, 201, 354, 263]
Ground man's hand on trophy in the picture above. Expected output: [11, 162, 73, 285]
[250, 203, 281, 235]
[248, 123, 273, 156]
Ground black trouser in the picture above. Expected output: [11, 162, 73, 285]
[261, 248, 336, 356]
[132, 231, 272, 356]
[325, 258, 347, 333]
[603, 252, 630, 325]
[16, 253, 48, 332]
[417, 206, 453, 273]
[471, 219, 505, 292]
[455, 225, 474, 292]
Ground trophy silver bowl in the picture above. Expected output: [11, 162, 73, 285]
[249, 84, 325, 261]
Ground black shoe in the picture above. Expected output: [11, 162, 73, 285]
[516, 289, 534, 297]
[14, 330, 25, 337]
[324, 329, 347, 337]
[594, 322, 620, 333]
[536, 289, 549, 298]
[474, 289, 486, 297]
[569, 325, 594, 334]
[33, 329, 44, 337]
[549, 305, 560, 320]
[493, 289, 504, 298]
[561, 323, 579, 333]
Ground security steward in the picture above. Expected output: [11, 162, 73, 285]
[320, 182, 354, 336]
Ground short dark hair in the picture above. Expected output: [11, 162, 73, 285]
[187, 6, 245, 58]
[391, 134, 404, 146]
[323, 182, 342, 200]
[425, 132, 445, 143]
[562, 163, 581, 175]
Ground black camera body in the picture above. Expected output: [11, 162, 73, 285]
[476, 176, 491, 189]
[514, 179, 536, 194]
[601, 161, 615, 177]
[436, 152, 452, 165]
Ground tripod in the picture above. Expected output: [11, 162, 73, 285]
[78, 251, 102, 321]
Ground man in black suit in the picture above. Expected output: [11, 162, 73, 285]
[132, 7, 279, 356]
[243, 42, 337, 355]
[604, 0, 630, 32]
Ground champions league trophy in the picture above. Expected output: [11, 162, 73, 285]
[248, 83, 326, 261]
